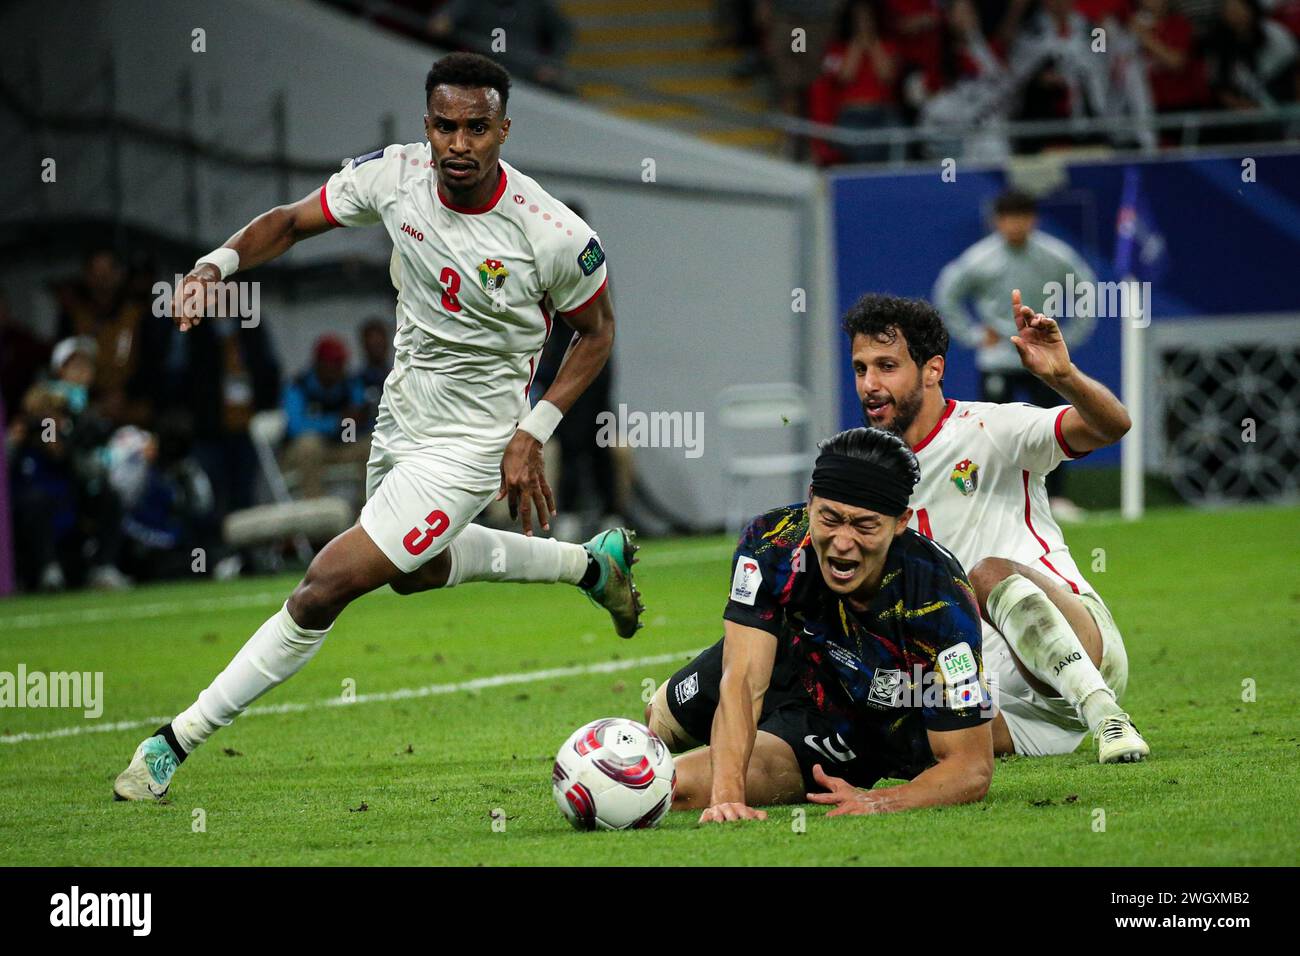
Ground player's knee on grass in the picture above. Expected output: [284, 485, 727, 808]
[669, 748, 711, 811]
[646, 680, 701, 753]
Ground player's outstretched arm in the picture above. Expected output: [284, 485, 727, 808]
[1009, 288, 1132, 455]
[699, 622, 776, 824]
[498, 287, 615, 535]
[807, 722, 992, 816]
[171, 190, 336, 331]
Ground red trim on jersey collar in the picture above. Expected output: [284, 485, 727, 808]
[1022, 470, 1081, 594]
[437, 165, 507, 215]
[1054, 406, 1089, 459]
[557, 277, 608, 318]
[911, 399, 957, 453]
[318, 185, 343, 228]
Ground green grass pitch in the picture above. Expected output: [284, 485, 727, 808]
[1, 505, 1297, 866]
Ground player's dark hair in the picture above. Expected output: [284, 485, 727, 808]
[425, 52, 511, 115]
[841, 293, 949, 371]
[994, 189, 1037, 216]
[817, 427, 921, 489]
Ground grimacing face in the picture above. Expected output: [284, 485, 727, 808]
[852, 331, 931, 437]
[424, 85, 510, 196]
[808, 493, 912, 599]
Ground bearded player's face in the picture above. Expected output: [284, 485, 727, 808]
[425, 85, 510, 195]
[852, 331, 925, 437]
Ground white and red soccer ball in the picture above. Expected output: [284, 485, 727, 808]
[552, 717, 676, 831]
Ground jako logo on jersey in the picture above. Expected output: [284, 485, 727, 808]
[730, 558, 761, 605]
[403, 509, 450, 556]
[1053, 651, 1082, 676]
[401, 222, 424, 242]
[950, 458, 980, 496]
[477, 258, 509, 293]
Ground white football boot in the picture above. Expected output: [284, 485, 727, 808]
[113, 733, 181, 801]
[1096, 713, 1150, 764]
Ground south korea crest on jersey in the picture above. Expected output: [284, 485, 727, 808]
[950, 458, 980, 496]
[866, 667, 903, 708]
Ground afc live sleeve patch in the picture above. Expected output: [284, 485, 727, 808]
[577, 237, 605, 276]
[937, 642, 978, 685]
[730, 556, 762, 606]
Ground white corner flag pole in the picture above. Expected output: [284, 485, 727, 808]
[1121, 276, 1145, 521]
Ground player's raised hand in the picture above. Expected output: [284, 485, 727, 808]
[497, 430, 555, 536]
[171, 264, 221, 332]
[698, 802, 768, 824]
[1010, 288, 1073, 383]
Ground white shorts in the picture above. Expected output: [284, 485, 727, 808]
[359, 409, 501, 574]
[985, 591, 1130, 757]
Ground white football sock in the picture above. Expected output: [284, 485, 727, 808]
[985, 574, 1123, 732]
[445, 523, 587, 588]
[171, 603, 331, 753]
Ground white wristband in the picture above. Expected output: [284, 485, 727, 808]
[518, 400, 563, 444]
[195, 247, 240, 280]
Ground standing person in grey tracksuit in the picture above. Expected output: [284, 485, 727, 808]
[932, 190, 1096, 518]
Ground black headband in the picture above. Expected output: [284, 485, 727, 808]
[810, 452, 914, 516]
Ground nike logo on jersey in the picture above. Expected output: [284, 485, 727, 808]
[803, 734, 857, 763]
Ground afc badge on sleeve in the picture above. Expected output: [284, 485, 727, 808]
[730, 557, 761, 605]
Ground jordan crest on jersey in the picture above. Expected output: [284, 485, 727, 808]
[950, 458, 980, 496]
[477, 257, 508, 294]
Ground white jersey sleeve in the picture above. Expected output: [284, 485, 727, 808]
[980, 402, 1086, 474]
[541, 219, 608, 315]
[320, 146, 404, 228]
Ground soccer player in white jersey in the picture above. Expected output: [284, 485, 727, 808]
[844, 290, 1150, 764]
[113, 53, 643, 801]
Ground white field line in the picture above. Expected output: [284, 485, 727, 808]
[0, 541, 733, 631]
[0, 648, 706, 745]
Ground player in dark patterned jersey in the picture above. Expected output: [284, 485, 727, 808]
[646, 428, 994, 821]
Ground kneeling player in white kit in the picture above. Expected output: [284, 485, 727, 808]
[845, 290, 1149, 763]
[114, 53, 643, 800]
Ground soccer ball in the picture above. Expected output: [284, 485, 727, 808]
[552, 717, 676, 831]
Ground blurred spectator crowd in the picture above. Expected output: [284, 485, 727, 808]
[329, 0, 576, 90]
[720, 0, 1300, 161]
[1, 250, 393, 593]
